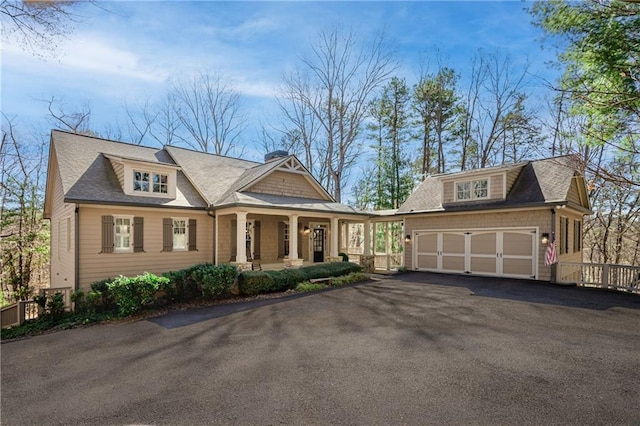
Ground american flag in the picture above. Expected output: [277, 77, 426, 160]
[544, 233, 557, 266]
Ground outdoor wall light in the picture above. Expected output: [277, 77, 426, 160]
[405, 235, 412, 243]
[303, 226, 310, 235]
[541, 233, 549, 245]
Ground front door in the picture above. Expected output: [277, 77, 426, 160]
[313, 228, 325, 262]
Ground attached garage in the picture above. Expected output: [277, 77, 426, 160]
[413, 228, 538, 279]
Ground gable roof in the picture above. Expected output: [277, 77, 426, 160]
[46, 130, 207, 209]
[45, 130, 364, 216]
[398, 156, 591, 215]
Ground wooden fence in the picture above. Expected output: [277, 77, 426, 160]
[1, 287, 73, 329]
[557, 262, 640, 293]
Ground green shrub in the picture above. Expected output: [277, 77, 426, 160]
[192, 264, 238, 299]
[296, 282, 328, 292]
[90, 278, 116, 310]
[33, 292, 67, 318]
[238, 271, 274, 295]
[163, 269, 198, 301]
[330, 272, 370, 286]
[269, 269, 309, 292]
[108, 272, 169, 317]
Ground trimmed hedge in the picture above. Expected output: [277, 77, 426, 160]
[238, 262, 362, 296]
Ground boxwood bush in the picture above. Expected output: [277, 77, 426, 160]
[108, 272, 169, 317]
[238, 262, 363, 296]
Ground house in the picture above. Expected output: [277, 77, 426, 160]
[397, 157, 591, 281]
[43, 130, 370, 292]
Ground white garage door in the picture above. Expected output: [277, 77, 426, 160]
[414, 228, 538, 279]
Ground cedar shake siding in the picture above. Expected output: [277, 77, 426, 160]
[247, 171, 324, 200]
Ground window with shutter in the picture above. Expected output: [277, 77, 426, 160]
[101, 215, 114, 253]
[188, 219, 197, 251]
[133, 217, 144, 253]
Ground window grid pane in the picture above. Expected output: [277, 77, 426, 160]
[173, 219, 187, 249]
[153, 173, 168, 194]
[457, 182, 471, 200]
[115, 218, 131, 250]
[133, 171, 150, 192]
[473, 180, 488, 198]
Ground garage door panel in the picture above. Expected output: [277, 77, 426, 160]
[442, 233, 465, 254]
[503, 232, 533, 257]
[503, 258, 534, 276]
[442, 256, 465, 271]
[417, 254, 438, 269]
[471, 257, 497, 274]
[417, 233, 437, 252]
[470, 232, 496, 255]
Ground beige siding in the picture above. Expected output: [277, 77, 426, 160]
[567, 178, 582, 206]
[247, 171, 324, 199]
[78, 207, 213, 291]
[109, 159, 125, 189]
[442, 181, 454, 204]
[505, 168, 521, 195]
[490, 174, 503, 199]
[555, 210, 584, 263]
[49, 156, 76, 289]
[404, 209, 553, 281]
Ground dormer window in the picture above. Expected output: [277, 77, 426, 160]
[133, 170, 169, 194]
[456, 178, 488, 201]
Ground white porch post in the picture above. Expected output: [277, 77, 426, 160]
[289, 214, 299, 260]
[214, 214, 219, 264]
[385, 222, 390, 270]
[364, 220, 371, 256]
[235, 212, 247, 263]
[330, 217, 339, 258]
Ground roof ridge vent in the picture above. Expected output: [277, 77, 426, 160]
[264, 150, 289, 163]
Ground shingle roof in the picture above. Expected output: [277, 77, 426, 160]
[48, 131, 363, 216]
[51, 130, 207, 208]
[397, 156, 589, 214]
[164, 145, 262, 205]
[216, 192, 367, 215]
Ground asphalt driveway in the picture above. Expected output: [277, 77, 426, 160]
[2, 272, 639, 425]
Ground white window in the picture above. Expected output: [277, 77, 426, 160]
[133, 170, 169, 194]
[456, 178, 489, 201]
[153, 173, 168, 194]
[173, 218, 187, 250]
[114, 216, 133, 252]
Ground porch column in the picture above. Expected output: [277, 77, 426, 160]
[364, 220, 371, 255]
[330, 217, 339, 258]
[235, 212, 247, 263]
[289, 214, 298, 260]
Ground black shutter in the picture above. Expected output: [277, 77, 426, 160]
[278, 222, 285, 258]
[230, 220, 237, 261]
[253, 221, 261, 258]
[101, 215, 114, 253]
[133, 217, 144, 253]
[188, 219, 197, 251]
[163, 218, 173, 252]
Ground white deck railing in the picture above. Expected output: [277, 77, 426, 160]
[557, 262, 640, 293]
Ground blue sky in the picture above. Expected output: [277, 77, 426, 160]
[2, 1, 557, 164]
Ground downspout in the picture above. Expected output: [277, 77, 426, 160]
[74, 204, 80, 291]
[207, 209, 216, 264]
[550, 208, 556, 283]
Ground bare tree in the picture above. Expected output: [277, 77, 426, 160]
[280, 26, 396, 201]
[170, 70, 245, 155]
[44, 96, 93, 134]
[1, 0, 98, 57]
[123, 98, 158, 145]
